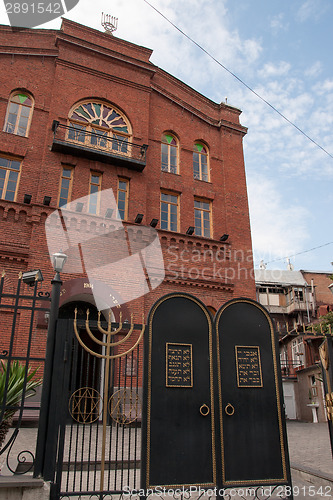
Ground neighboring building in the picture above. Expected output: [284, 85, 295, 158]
[301, 270, 333, 317]
[0, 20, 255, 381]
[255, 269, 315, 329]
[255, 268, 330, 422]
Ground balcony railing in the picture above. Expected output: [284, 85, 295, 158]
[51, 121, 148, 171]
[280, 359, 305, 377]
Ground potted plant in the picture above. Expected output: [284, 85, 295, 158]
[0, 360, 42, 450]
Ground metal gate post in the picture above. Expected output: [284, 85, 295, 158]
[34, 264, 64, 479]
[320, 335, 333, 458]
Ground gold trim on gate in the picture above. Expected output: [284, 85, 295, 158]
[166, 342, 193, 388]
[69, 387, 102, 424]
[235, 345, 263, 388]
[320, 339, 333, 420]
[224, 403, 235, 416]
[109, 388, 141, 425]
[73, 308, 145, 492]
[200, 404, 210, 416]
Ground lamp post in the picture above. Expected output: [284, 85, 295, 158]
[34, 251, 67, 479]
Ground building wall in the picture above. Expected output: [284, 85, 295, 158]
[301, 271, 333, 316]
[296, 367, 327, 422]
[0, 20, 255, 365]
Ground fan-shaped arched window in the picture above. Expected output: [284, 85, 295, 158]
[161, 133, 178, 174]
[4, 92, 34, 137]
[193, 142, 209, 181]
[67, 101, 131, 154]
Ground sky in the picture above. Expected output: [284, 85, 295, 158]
[1, 0, 332, 272]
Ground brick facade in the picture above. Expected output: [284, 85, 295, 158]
[301, 271, 333, 317]
[0, 19, 255, 361]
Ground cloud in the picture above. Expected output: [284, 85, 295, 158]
[304, 61, 322, 78]
[258, 61, 291, 79]
[247, 176, 310, 266]
[296, 0, 328, 22]
[270, 13, 289, 34]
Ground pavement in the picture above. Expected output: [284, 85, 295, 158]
[0, 420, 332, 499]
[286, 421, 333, 493]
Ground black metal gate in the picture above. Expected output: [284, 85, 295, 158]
[141, 293, 216, 489]
[141, 293, 293, 499]
[48, 311, 144, 499]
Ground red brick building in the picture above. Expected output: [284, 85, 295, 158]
[0, 19, 255, 348]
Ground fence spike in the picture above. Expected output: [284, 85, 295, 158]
[18, 271, 23, 279]
[1, 270, 5, 278]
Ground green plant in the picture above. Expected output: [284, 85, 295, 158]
[0, 360, 42, 450]
[307, 311, 333, 335]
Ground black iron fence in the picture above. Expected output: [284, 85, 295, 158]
[0, 272, 50, 475]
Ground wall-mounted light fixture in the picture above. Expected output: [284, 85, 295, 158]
[105, 208, 114, 219]
[186, 226, 194, 235]
[220, 234, 229, 242]
[22, 269, 43, 286]
[76, 202, 84, 213]
[24, 194, 32, 204]
[43, 196, 51, 206]
[135, 214, 144, 224]
[150, 218, 158, 228]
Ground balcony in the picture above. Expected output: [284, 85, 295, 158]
[51, 121, 148, 171]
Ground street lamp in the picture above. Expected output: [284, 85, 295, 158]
[51, 251, 67, 274]
[34, 251, 67, 480]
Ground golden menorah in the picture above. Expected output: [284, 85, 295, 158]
[73, 307, 145, 491]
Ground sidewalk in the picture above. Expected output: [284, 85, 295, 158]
[286, 421, 333, 486]
[0, 421, 332, 494]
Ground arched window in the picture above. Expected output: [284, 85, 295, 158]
[67, 101, 131, 154]
[161, 133, 178, 174]
[193, 142, 209, 181]
[4, 92, 34, 137]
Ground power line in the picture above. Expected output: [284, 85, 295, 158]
[143, 0, 333, 160]
[262, 241, 333, 266]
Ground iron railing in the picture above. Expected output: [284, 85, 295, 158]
[0, 272, 50, 475]
[51, 121, 148, 171]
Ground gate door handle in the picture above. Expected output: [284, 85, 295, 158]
[199, 404, 210, 416]
[225, 403, 235, 416]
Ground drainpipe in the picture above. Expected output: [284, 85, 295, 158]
[311, 279, 316, 317]
[304, 285, 310, 323]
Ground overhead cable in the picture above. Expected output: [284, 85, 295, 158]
[143, 0, 333, 160]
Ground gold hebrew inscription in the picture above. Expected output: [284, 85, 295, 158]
[235, 346, 263, 388]
[166, 343, 193, 388]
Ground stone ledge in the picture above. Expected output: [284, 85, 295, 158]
[0, 476, 44, 488]
[291, 462, 333, 487]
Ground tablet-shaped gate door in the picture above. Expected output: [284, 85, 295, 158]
[141, 293, 216, 490]
[215, 298, 292, 489]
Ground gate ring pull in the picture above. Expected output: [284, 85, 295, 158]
[199, 404, 210, 416]
[225, 403, 235, 416]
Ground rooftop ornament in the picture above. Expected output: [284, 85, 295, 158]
[101, 13, 118, 35]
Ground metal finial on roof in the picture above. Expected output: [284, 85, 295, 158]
[101, 13, 118, 35]
[286, 258, 294, 271]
